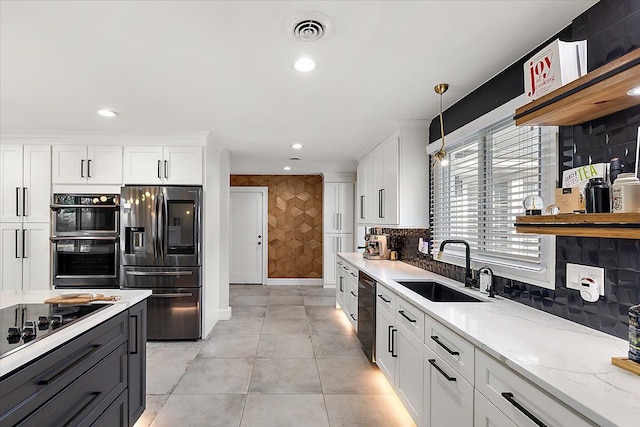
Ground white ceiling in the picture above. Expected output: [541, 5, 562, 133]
[0, 0, 597, 174]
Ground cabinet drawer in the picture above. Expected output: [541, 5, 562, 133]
[395, 296, 423, 340]
[424, 316, 474, 384]
[0, 311, 127, 425]
[375, 282, 396, 315]
[475, 350, 595, 427]
[17, 343, 128, 427]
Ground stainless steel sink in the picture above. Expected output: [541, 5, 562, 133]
[395, 281, 485, 302]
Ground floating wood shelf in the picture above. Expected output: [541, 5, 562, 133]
[515, 49, 640, 126]
[515, 213, 640, 239]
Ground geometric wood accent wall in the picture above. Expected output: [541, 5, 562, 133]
[230, 175, 323, 278]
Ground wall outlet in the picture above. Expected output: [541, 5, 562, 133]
[566, 263, 605, 296]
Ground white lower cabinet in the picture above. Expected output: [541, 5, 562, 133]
[0, 222, 50, 291]
[336, 259, 359, 330]
[475, 350, 593, 427]
[375, 305, 396, 383]
[396, 323, 424, 425]
[474, 389, 517, 427]
[425, 345, 474, 427]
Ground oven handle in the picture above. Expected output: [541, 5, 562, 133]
[125, 270, 193, 276]
[151, 292, 194, 298]
[50, 204, 120, 210]
[49, 236, 119, 242]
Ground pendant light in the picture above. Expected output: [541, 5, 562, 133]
[433, 83, 449, 165]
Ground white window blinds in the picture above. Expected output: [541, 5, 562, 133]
[430, 117, 550, 271]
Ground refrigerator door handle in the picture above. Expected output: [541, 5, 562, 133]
[125, 270, 193, 276]
[152, 195, 158, 258]
[158, 193, 166, 258]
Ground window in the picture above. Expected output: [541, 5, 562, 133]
[429, 99, 556, 289]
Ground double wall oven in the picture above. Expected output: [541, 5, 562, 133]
[119, 185, 202, 340]
[50, 194, 120, 289]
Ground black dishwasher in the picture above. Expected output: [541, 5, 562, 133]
[357, 271, 376, 362]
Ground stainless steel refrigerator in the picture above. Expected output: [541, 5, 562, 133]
[120, 185, 202, 340]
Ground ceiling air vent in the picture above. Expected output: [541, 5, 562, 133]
[288, 12, 331, 42]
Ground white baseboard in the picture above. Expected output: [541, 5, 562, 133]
[218, 307, 232, 320]
[266, 278, 324, 286]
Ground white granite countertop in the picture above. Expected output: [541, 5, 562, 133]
[338, 253, 638, 427]
[0, 289, 151, 378]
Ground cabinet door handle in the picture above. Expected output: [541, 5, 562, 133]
[14, 229, 20, 258]
[15, 187, 20, 216]
[360, 195, 365, 219]
[350, 290, 357, 297]
[388, 325, 394, 353]
[339, 213, 342, 230]
[428, 359, 456, 381]
[377, 294, 391, 303]
[339, 277, 343, 292]
[80, 159, 85, 177]
[129, 314, 139, 354]
[380, 189, 385, 219]
[22, 229, 27, 258]
[398, 310, 417, 323]
[430, 335, 460, 356]
[38, 344, 101, 385]
[87, 159, 92, 177]
[501, 392, 547, 427]
[378, 189, 383, 218]
[339, 236, 342, 252]
[350, 313, 357, 321]
[391, 328, 398, 357]
[22, 187, 27, 216]
[164, 160, 168, 179]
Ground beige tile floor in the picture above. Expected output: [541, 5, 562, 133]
[135, 285, 415, 427]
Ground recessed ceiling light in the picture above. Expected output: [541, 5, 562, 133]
[294, 57, 315, 72]
[96, 109, 118, 118]
[291, 143, 303, 149]
[627, 85, 640, 96]
[283, 166, 292, 171]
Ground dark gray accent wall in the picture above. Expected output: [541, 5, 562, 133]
[398, 0, 640, 340]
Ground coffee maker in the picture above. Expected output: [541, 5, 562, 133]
[363, 234, 390, 260]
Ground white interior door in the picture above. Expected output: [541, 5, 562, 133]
[230, 189, 266, 284]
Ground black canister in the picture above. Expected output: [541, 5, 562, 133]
[585, 177, 610, 213]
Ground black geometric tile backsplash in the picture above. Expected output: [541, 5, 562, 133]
[397, 0, 640, 341]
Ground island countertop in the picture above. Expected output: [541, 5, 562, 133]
[338, 252, 638, 427]
[0, 289, 151, 378]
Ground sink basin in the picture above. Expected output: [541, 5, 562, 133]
[395, 281, 484, 303]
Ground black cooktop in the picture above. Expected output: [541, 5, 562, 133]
[1, 303, 110, 359]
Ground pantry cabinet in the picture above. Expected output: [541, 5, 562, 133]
[123, 145, 202, 185]
[323, 183, 354, 234]
[1, 145, 51, 223]
[0, 222, 50, 291]
[52, 145, 122, 184]
[357, 125, 428, 227]
[324, 234, 354, 286]
[323, 181, 354, 285]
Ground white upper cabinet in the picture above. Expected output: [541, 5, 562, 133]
[123, 145, 202, 185]
[52, 145, 122, 184]
[357, 125, 428, 227]
[1, 145, 51, 223]
[323, 182, 354, 234]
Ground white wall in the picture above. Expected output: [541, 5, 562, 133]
[218, 149, 231, 320]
